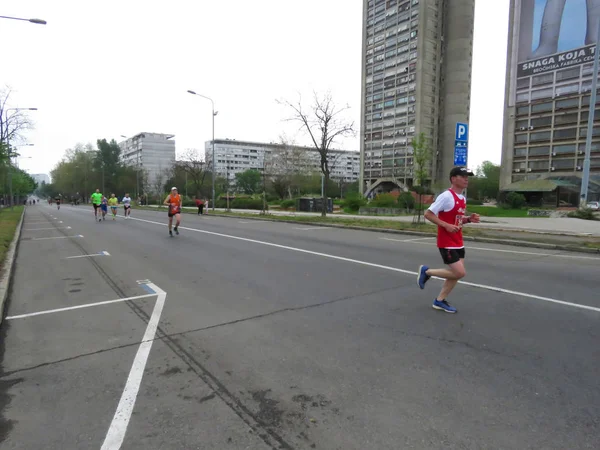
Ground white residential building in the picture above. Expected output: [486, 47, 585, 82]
[118, 132, 176, 190]
[204, 139, 360, 185]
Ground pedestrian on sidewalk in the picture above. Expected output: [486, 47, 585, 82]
[196, 197, 204, 215]
[416, 167, 480, 313]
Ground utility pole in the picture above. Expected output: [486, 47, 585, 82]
[580, 21, 600, 207]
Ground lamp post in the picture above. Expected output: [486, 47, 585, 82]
[580, 13, 600, 207]
[4, 108, 37, 210]
[0, 15, 47, 25]
[187, 90, 218, 211]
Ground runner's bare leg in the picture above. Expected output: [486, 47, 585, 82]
[426, 260, 466, 300]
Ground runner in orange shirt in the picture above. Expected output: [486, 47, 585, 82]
[163, 187, 182, 237]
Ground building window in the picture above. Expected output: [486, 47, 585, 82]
[552, 144, 576, 155]
[529, 160, 549, 170]
[529, 146, 550, 156]
[531, 73, 552, 86]
[555, 83, 579, 96]
[531, 102, 553, 113]
[514, 147, 527, 157]
[529, 131, 551, 142]
[555, 98, 579, 110]
[553, 128, 577, 140]
[531, 116, 552, 128]
[556, 67, 581, 81]
[554, 113, 579, 126]
[531, 88, 553, 101]
[514, 134, 528, 144]
[516, 105, 529, 116]
[579, 126, 600, 137]
[551, 158, 575, 170]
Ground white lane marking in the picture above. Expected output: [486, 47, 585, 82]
[293, 227, 329, 231]
[239, 221, 251, 224]
[101, 282, 166, 450]
[30, 235, 83, 241]
[381, 237, 435, 243]
[5, 293, 155, 320]
[65, 251, 111, 259]
[121, 216, 600, 313]
[23, 226, 71, 231]
[379, 238, 600, 261]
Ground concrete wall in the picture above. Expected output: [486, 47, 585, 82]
[438, 0, 475, 183]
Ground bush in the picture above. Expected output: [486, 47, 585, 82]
[342, 193, 367, 212]
[501, 192, 526, 209]
[467, 198, 483, 206]
[568, 208, 597, 220]
[371, 193, 397, 207]
[397, 192, 415, 210]
[280, 199, 296, 209]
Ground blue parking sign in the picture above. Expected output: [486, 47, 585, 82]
[455, 123, 469, 143]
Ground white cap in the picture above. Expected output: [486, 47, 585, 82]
[171, 187, 177, 190]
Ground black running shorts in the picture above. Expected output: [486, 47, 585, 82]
[439, 248, 465, 265]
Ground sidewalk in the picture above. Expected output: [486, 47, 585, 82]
[192, 207, 600, 237]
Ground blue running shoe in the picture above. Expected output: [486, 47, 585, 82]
[432, 299, 457, 313]
[417, 265, 430, 289]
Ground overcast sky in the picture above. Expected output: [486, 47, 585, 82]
[2, 0, 510, 178]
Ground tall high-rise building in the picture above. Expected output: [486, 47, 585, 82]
[501, 0, 600, 204]
[360, 0, 475, 197]
[118, 132, 176, 192]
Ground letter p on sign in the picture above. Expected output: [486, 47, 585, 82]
[455, 123, 468, 143]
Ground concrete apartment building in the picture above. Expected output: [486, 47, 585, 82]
[360, 0, 475, 197]
[501, 0, 600, 204]
[118, 132, 176, 190]
[204, 139, 360, 185]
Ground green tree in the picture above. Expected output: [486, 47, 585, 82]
[235, 169, 261, 194]
[411, 132, 432, 224]
[411, 132, 432, 188]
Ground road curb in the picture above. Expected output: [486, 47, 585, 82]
[0, 207, 26, 325]
[206, 213, 600, 255]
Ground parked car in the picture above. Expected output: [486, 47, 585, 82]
[587, 201, 599, 211]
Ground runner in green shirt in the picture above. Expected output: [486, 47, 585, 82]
[108, 194, 119, 220]
[91, 189, 103, 222]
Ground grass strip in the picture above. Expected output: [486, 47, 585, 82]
[0, 207, 24, 272]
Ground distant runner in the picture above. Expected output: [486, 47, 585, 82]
[91, 189, 103, 222]
[122, 193, 132, 219]
[416, 167, 480, 314]
[108, 194, 119, 220]
[163, 187, 182, 237]
[100, 195, 108, 221]
[55, 195, 61, 210]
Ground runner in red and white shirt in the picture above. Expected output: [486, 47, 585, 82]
[416, 167, 480, 313]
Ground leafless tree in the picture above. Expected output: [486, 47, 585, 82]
[0, 86, 34, 150]
[278, 91, 355, 216]
[177, 148, 208, 198]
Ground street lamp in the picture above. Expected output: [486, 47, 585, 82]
[187, 89, 218, 211]
[580, 14, 600, 207]
[4, 108, 38, 210]
[0, 15, 47, 25]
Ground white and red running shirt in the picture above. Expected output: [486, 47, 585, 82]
[427, 189, 467, 249]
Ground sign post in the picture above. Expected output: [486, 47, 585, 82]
[454, 122, 469, 167]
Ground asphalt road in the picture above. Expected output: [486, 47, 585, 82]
[1, 204, 599, 450]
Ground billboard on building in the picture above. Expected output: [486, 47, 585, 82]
[517, 0, 600, 78]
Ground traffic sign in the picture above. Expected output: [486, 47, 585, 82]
[455, 122, 469, 143]
[454, 142, 468, 166]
